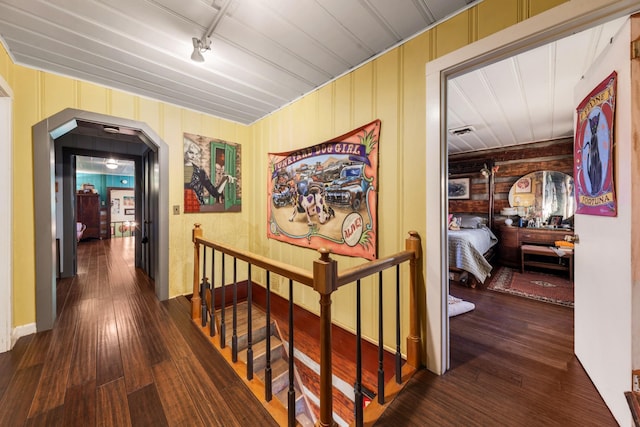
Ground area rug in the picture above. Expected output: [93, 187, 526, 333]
[487, 267, 574, 307]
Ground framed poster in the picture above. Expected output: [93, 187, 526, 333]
[574, 71, 617, 217]
[267, 120, 380, 260]
[514, 177, 531, 193]
[184, 133, 242, 213]
[448, 178, 470, 199]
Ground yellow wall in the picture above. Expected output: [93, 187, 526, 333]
[0, 0, 568, 351]
[249, 0, 568, 352]
[0, 44, 251, 327]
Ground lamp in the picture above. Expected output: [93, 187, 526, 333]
[480, 163, 491, 178]
[105, 159, 118, 170]
[189, 0, 232, 62]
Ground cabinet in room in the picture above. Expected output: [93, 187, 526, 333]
[77, 193, 101, 240]
[496, 225, 573, 268]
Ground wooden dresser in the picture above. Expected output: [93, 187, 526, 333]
[495, 225, 574, 268]
[77, 193, 101, 240]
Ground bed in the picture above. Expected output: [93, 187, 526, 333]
[448, 214, 498, 286]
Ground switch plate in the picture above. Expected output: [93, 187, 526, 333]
[173, 205, 180, 215]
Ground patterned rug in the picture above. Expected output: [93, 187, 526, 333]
[487, 267, 574, 307]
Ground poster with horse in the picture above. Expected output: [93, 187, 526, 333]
[267, 120, 380, 260]
[574, 71, 617, 217]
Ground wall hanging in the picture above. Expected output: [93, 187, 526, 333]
[267, 119, 380, 260]
[574, 71, 617, 217]
[184, 133, 241, 213]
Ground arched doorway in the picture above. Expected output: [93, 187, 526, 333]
[33, 109, 169, 331]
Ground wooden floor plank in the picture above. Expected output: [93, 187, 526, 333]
[0, 364, 43, 426]
[96, 298, 124, 387]
[63, 380, 96, 426]
[96, 378, 132, 427]
[68, 298, 98, 387]
[152, 359, 204, 427]
[127, 383, 169, 427]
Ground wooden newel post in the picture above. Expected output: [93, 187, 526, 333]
[313, 248, 337, 427]
[191, 224, 203, 320]
[406, 231, 422, 369]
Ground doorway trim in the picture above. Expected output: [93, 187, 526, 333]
[0, 75, 12, 352]
[424, 0, 639, 374]
[33, 108, 169, 331]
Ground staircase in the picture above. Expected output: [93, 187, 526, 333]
[215, 301, 315, 426]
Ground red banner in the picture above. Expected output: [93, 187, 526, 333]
[574, 71, 617, 217]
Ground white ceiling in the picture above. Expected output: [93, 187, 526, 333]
[447, 16, 627, 154]
[0, 0, 476, 125]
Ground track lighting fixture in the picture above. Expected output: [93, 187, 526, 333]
[189, 0, 233, 62]
[191, 37, 211, 62]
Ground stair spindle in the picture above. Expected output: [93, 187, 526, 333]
[232, 257, 238, 363]
[355, 279, 363, 426]
[395, 264, 401, 384]
[210, 248, 216, 337]
[220, 253, 226, 348]
[378, 271, 385, 404]
[265, 271, 272, 402]
[201, 248, 208, 327]
[288, 278, 296, 427]
[246, 263, 253, 380]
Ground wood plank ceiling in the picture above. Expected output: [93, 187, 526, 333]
[0, 0, 476, 124]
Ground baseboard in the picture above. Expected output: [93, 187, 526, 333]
[11, 323, 36, 348]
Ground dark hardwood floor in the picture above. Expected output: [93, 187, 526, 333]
[376, 283, 617, 426]
[0, 239, 617, 426]
[0, 238, 276, 427]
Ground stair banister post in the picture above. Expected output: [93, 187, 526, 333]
[191, 224, 203, 320]
[313, 247, 337, 427]
[406, 231, 422, 369]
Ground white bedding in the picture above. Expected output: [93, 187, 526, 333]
[448, 225, 498, 284]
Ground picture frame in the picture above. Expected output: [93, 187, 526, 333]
[515, 177, 531, 193]
[124, 208, 135, 215]
[548, 215, 563, 227]
[448, 177, 470, 200]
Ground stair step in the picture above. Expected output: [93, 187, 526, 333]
[256, 356, 290, 396]
[238, 335, 284, 372]
[275, 387, 307, 420]
[216, 303, 276, 351]
[295, 412, 315, 427]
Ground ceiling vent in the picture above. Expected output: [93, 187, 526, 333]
[448, 125, 475, 136]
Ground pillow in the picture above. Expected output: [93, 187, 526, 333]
[448, 216, 461, 230]
[459, 215, 484, 229]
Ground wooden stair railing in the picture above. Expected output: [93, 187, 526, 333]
[191, 224, 422, 426]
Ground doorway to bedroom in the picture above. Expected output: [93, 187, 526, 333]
[444, 15, 627, 347]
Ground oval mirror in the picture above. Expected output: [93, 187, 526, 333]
[508, 171, 575, 225]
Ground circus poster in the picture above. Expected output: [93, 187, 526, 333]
[574, 71, 617, 217]
[184, 133, 242, 213]
[267, 120, 380, 260]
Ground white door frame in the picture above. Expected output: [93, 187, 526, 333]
[425, 0, 640, 373]
[0, 74, 13, 353]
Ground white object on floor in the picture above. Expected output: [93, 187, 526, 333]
[448, 294, 475, 317]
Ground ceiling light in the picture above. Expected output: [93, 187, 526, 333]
[105, 159, 118, 170]
[189, 0, 232, 62]
[103, 125, 120, 134]
[191, 37, 210, 62]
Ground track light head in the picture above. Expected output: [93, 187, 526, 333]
[191, 37, 211, 62]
